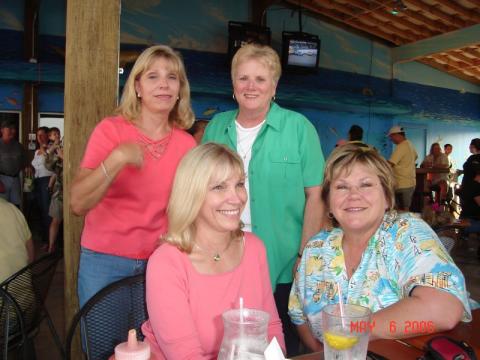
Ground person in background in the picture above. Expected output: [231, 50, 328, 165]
[202, 43, 325, 356]
[347, 124, 369, 148]
[188, 119, 209, 144]
[0, 120, 26, 207]
[387, 125, 418, 211]
[31, 126, 54, 245]
[459, 139, 480, 217]
[0, 193, 34, 283]
[70, 45, 196, 307]
[421, 142, 449, 208]
[45, 127, 63, 253]
[444, 143, 457, 181]
[289, 144, 471, 352]
[142, 143, 285, 359]
[460, 138, 480, 190]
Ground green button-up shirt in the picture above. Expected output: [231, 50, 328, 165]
[203, 102, 325, 289]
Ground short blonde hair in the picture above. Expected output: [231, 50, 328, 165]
[164, 143, 245, 252]
[231, 43, 282, 84]
[116, 45, 195, 129]
[321, 144, 395, 211]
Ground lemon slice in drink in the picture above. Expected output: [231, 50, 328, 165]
[324, 331, 359, 350]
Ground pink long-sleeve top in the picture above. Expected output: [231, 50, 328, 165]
[141, 232, 285, 359]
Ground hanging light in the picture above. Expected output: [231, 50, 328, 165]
[390, 0, 407, 15]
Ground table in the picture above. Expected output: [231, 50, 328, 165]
[292, 309, 479, 359]
[292, 339, 423, 359]
[402, 308, 479, 354]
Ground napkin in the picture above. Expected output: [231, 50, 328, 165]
[264, 337, 287, 360]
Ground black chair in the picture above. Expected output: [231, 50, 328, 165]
[65, 274, 147, 360]
[0, 287, 27, 360]
[0, 252, 63, 359]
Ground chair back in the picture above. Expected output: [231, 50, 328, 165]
[65, 274, 147, 360]
[0, 287, 26, 360]
[1, 252, 61, 336]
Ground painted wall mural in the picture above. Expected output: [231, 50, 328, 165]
[0, 0, 479, 165]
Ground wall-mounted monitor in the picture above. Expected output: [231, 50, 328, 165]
[228, 21, 271, 62]
[282, 31, 320, 72]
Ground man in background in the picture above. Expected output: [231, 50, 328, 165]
[0, 181, 34, 282]
[347, 124, 370, 148]
[0, 119, 26, 207]
[388, 125, 418, 211]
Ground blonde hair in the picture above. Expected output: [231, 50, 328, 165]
[231, 43, 282, 84]
[165, 143, 245, 252]
[116, 45, 195, 129]
[321, 144, 395, 212]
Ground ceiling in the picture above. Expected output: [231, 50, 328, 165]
[284, 0, 480, 85]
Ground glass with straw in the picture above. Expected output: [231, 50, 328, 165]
[217, 297, 270, 360]
[322, 284, 372, 360]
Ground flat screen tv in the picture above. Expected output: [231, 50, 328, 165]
[282, 31, 320, 72]
[228, 21, 271, 62]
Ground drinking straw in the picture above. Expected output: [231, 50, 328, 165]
[337, 282, 346, 330]
[239, 297, 244, 323]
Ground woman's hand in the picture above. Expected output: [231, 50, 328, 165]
[113, 143, 144, 168]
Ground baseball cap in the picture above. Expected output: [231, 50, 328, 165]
[387, 125, 404, 136]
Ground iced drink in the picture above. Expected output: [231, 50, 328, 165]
[322, 304, 372, 360]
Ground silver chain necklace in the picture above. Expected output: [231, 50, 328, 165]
[194, 237, 234, 262]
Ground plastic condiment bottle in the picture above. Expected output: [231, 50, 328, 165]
[109, 329, 151, 360]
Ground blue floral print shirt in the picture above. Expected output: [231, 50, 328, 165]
[288, 212, 472, 338]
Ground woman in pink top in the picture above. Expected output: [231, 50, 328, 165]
[70, 45, 196, 307]
[141, 143, 285, 359]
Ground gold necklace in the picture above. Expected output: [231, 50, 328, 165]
[194, 237, 234, 262]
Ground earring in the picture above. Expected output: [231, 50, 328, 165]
[137, 92, 141, 98]
[177, 96, 180, 101]
[328, 212, 334, 219]
[272, 95, 276, 101]
[232, 93, 236, 101]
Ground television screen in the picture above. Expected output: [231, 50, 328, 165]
[282, 31, 320, 72]
[228, 21, 271, 61]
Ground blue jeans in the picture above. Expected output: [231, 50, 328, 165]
[77, 247, 147, 308]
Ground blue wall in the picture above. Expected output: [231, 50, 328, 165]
[0, 0, 479, 165]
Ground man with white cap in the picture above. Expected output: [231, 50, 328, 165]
[387, 125, 418, 211]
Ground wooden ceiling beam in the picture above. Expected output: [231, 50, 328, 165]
[433, 0, 480, 23]
[463, 0, 480, 6]
[345, 0, 435, 38]
[403, 0, 467, 28]
[299, 1, 403, 44]
[392, 24, 480, 63]
[370, 0, 454, 33]
[418, 58, 480, 84]
[446, 52, 480, 69]
[315, 0, 417, 42]
[427, 54, 477, 74]
[461, 47, 480, 59]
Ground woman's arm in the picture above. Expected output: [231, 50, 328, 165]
[296, 324, 323, 352]
[294, 185, 324, 274]
[70, 143, 143, 215]
[372, 286, 464, 339]
[145, 248, 209, 360]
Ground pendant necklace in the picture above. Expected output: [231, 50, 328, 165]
[194, 236, 234, 262]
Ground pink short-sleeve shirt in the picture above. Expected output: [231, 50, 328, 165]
[80, 116, 196, 259]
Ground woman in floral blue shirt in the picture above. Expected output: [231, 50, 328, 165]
[288, 144, 472, 352]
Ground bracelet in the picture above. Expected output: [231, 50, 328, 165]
[100, 161, 111, 181]
[297, 252, 303, 258]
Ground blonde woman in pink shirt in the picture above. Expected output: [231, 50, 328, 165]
[70, 45, 196, 307]
[141, 143, 285, 359]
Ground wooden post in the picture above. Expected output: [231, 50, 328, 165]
[64, 0, 120, 358]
